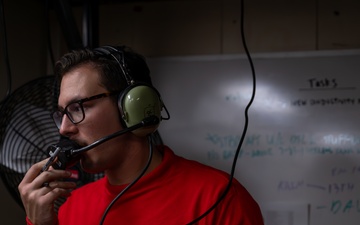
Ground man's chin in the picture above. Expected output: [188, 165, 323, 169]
[79, 158, 103, 174]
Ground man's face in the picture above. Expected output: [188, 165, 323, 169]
[57, 63, 124, 172]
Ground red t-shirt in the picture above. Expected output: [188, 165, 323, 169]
[28, 146, 264, 225]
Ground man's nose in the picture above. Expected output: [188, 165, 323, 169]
[59, 114, 77, 136]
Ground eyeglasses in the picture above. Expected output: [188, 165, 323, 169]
[52, 92, 118, 129]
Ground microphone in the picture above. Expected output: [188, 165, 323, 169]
[45, 116, 160, 170]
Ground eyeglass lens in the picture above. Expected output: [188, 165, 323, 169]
[52, 102, 85, 128]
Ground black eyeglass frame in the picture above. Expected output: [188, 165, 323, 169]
[52, 92, 119, 129]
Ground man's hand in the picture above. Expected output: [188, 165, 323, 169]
[18, 158, 77, 225]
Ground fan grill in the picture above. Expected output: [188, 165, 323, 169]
[0, 75, 59, 208]
[0, 76, 104, 211]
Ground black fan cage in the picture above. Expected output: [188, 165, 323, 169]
[0, 75, 59, 208]
[0, 75, 103, 210]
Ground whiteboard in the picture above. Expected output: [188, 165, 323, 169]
[148, 49, 360, 225]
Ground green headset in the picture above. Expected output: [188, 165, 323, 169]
[93, 45, 169, 136]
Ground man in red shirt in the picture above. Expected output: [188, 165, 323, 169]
[18, 46, 264, 225]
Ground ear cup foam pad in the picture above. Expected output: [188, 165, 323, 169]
[119, 85, 162, 136]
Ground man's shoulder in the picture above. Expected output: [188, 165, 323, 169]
[166, 148, 236, 186]
[164, 147, 251, 195]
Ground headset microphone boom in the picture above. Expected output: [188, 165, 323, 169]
[42, 115, 160, 171]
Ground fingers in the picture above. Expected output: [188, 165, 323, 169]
[20, 158, 49, 185]
[34, 169, 73, 188]
[21, 184, 70, 225]
[37, 180, 76, 200]
[18, 158, 77, 225]
[38, 179, 77, 193]
[19, 169, 76, 201]
[19, 159, 77, 205]
[19, 164, 77, 224]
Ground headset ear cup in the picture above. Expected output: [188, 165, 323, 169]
[118, 85, 162, 136]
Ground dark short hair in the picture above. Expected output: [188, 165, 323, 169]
[54, 45, 153, 93]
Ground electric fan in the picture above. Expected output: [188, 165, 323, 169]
[0, 75, 102, 210]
